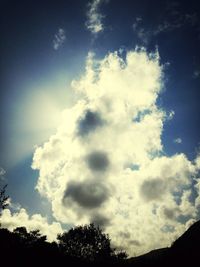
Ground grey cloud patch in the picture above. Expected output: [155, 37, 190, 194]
[129, 240, 142, 246]
[119, 231, 141, 246]
[133, 109, 151, 123]
[163, 207, 178, 220]
[119, 231, 130, 239]
[86, 151, 109, 172]
[77, 110, 103, 136]
[140, 178, 166, 201]
[63, 180, 109, 209]
[91, 213, 110, 228]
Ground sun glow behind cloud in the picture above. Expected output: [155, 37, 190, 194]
[1, 48, 200, 256]
[3, 78, 75, 168]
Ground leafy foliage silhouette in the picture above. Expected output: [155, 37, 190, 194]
[57, 223, 119, 262]
[13, 227, 47, 245]
[0, 184, 9, 213]
[1, 190, 199, 267]
[0, 223, 127, 266]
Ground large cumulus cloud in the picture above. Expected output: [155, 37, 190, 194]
[31, 48, 200, 256]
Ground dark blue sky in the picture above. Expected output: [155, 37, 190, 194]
[0, 0, 200, 218]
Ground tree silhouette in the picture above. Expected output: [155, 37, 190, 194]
[57, 223, 121, 264]
[0, 184, 8, 214]
[13, 227, 47, 245]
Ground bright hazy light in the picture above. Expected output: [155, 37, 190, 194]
[6, 80, 74, 167]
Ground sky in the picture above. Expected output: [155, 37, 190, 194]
[0, 0, 200, 256]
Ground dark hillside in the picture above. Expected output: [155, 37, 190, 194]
[127, 220, 200, 267]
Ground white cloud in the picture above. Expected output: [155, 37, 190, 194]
[168, 110, 175, 120]
[53, 28, 66, 50]
[174, 138, 182, 144]
[31, 48, 200, 256]
[86, 0, 105, 35]
[0, 208, 63, 242]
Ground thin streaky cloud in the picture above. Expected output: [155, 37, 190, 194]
[153, 13, 198, 36]
[85, 0, 104, 35]
[132, 2, 199, 45]
[132, 17, 151, 45]
[53, 28, 66, 50]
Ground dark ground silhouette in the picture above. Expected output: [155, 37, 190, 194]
[1, 184, 200, 266]
[0, 223, 126, 267]
[0, 220, 200, 267]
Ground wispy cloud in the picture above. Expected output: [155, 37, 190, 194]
[153, 13, 198, 36]
[168, 110, 175, 120]
[132, 2, 199, 45]
[53, 28, 66, 50]
[132, 17, 152, 45]
[132, 17, 142, 31]
[85, 0, 105, 35]
[155, 1, 198, 35]
[193, 69, 200, 79]
[0, 167, 6, 181]
[0, 167, 5, 177]
[174, 138, 182, 144]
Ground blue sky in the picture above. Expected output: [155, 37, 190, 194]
[0, 0, 200, 256]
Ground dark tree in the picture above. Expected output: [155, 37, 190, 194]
[0, 223, 128, 267]
[57, 223, 116, 262]
[0, 184, 9, 214]
[13, 227, 47, 245]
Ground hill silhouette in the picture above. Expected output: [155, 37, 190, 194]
[127, 220, 200, 267]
